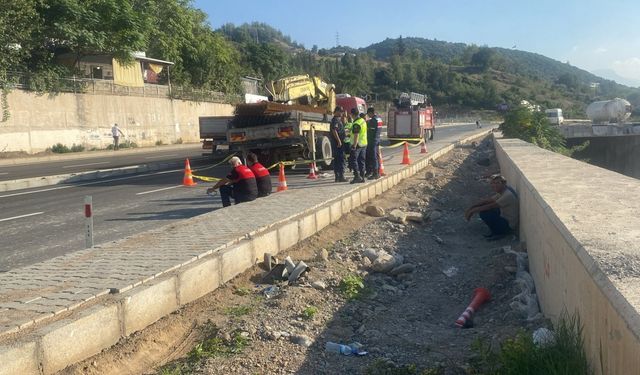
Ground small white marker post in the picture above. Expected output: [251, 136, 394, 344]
[84, 196, 94, 248]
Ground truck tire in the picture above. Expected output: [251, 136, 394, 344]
[315, 135, 333, 170]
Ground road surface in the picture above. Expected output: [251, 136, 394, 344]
[0, 123, 486, 271]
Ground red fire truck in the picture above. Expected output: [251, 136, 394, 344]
[387, 92, 435, 143]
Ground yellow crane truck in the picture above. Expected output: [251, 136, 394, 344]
[226, 75, 336, 168]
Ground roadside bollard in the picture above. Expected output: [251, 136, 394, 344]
[84, 195, 94, 248]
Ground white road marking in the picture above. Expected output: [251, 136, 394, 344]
[0, 168, 182, 199]
[0, 212, 44, 222]
[144, 154, 178, 159]
[62, 162, 109, 169]
[136, 185, 181, 195]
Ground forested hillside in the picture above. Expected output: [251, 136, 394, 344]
[2, 0, 639, 117]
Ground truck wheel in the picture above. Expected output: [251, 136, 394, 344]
[316, 135, 333, 170]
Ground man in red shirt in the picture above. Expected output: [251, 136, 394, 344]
[206, 156, 258, 207]
[246, 152, 272, 197]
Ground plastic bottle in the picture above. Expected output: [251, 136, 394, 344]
[325, 342, 355, 355]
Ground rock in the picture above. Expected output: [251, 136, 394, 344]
[362, 257, 372, 267]
[319, 248, 329, 262]
[504, 266, 517, 273]
[365, 205, 385, 217]
[371, 251, 402, 273]
[311, 281, 327, 290]
[425, 171, 437, 179]
[382, 284, 399, 294]
[427, 210, 442, 221]
[388, 209, 407, 224]
[389, 263, 416, 275]
[477, 158, 491, 166]
[363, 248, 379, 262]
[405, 212, 423, 223]
[433, 235, 445, 244]
[396, 273, 413, 282]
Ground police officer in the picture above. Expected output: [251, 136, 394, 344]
[349, 109, 367, 184]
[246, 152, 272, 197]
[329, 106, 347, 182]
[343, 110, 353, 172]
[206, 156, 258, 207]
[365, 107, 383, 179]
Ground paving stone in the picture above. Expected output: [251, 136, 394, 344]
[0, 130, 489, 337]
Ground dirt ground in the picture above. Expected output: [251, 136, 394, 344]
[61, 136, 543, 375]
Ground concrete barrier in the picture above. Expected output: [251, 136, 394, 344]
[0, 130, 491, 374]
[495, 137, 640, 375]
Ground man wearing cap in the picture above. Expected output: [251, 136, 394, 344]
[365, 107, 383, 179]
[330, 106, 347, 182]
[206, 156, 258, 207]
[349, 109, 368, 183]
[464, 175, 519, 240]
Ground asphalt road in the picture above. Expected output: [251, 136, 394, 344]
[0, 144, 208, 181]
[0, 123, 485, 271]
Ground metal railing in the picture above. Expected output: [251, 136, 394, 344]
[1, 72, 240, 104]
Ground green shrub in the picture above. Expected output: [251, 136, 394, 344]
[224, 305, 252, 317]
[339, 275, 364, 300]
[70, 144, 85, 152]
[155, 140, 164, 146]
[50, 143, 70, 153]
[470, 312, 591, 375]
[301, 306, 318, 320]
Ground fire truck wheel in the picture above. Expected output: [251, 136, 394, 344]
[316, 135, 333, 169]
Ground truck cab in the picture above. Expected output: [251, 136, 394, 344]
[545, 108, 564, 125]
[336, 94, 367, 116]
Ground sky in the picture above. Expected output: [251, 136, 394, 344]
[194, 0, 640, 87]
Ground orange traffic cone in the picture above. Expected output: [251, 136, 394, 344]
[378, 146, 386, 176]
[277, 163, 288, 192]
[182, 158, 197, 186]
[307, 162, 318, 179]
[455, 288, 491, 328]
[401, 142, 411, 165]
[420, 140, 428, 154]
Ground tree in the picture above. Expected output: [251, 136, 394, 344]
[38, 0, 147, 66]
[499, 105, 569, 154]
[0, 0, 40, 74]
[471, 47, 496, 71]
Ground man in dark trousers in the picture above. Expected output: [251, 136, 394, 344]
[330, 106, 347, 182]
[246, 152, 272, 197]
[365, 107, 383, 179]
[206, 156, 258, 207]
[465, 175, 519, 240]
[349, 110, 368, 184]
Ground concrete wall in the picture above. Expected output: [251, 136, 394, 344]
[0, 90, 234, 153]
[568, 135, 640, 179]
[495, 137, 640, 375]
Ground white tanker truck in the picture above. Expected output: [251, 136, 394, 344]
[586, 98, 632, 124]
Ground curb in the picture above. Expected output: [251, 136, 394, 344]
[0, 130, 492, 375]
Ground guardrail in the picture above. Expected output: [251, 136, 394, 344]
[1, 72, 241, 104]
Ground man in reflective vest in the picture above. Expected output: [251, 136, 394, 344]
[246, 152, 272, 197]
[365, 107, 383, 179]
[206, 156, 258, 207]
[349, 109, 368, 184]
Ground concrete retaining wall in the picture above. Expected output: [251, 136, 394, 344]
[0, 132, 487, 374]
[495, 137, 640, 375]
[0, 90, 234, 153]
